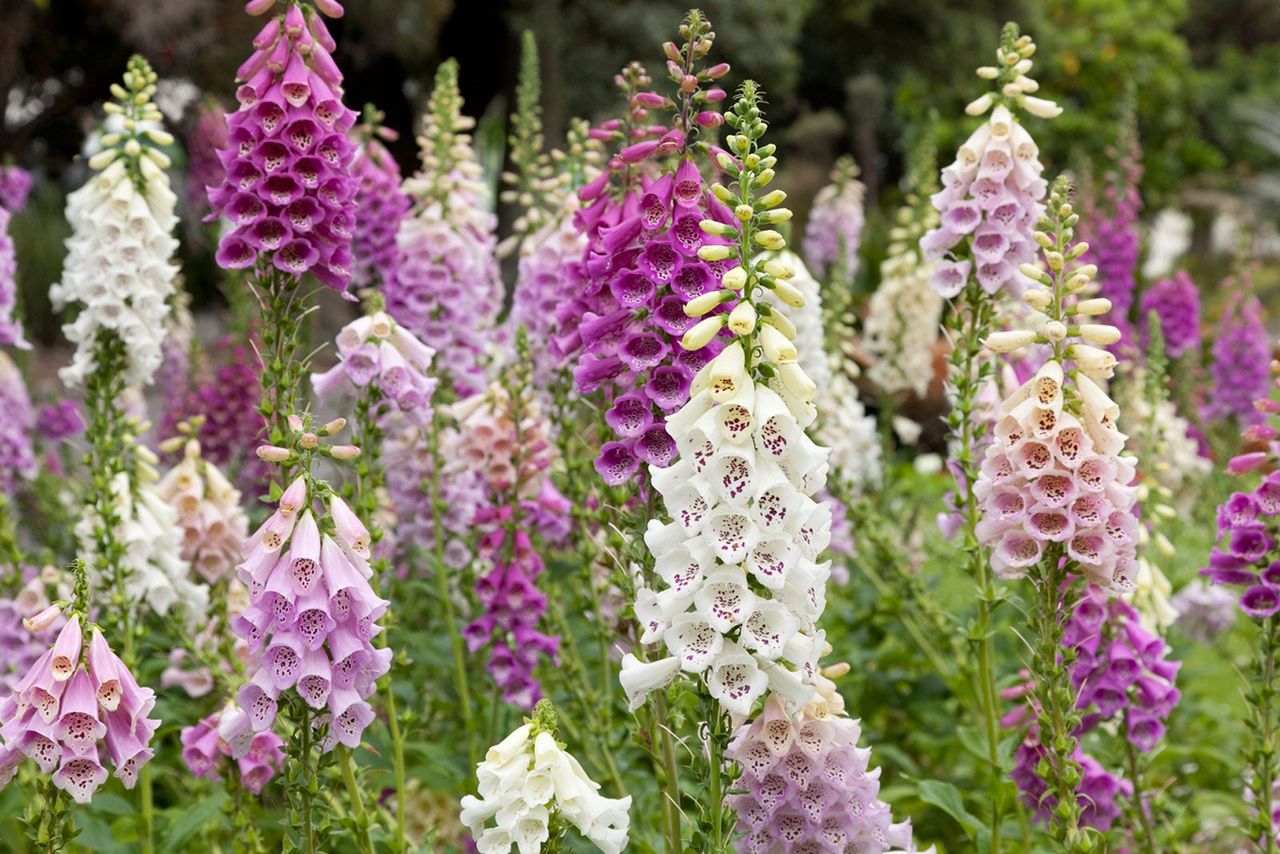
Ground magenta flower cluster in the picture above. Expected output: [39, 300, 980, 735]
[1064, 585, 1181, 751]
[1080, 134, 1142, 350]
[208, 3, 357, 290]
[0, 166, 33, 214]
[1009, 737, 1131, 832]
[1205, 284, 1270, 427]
[0, 616, 158, 803]
[1139, 272, 1200, 360]
[350, 134, 410, 292]
[464, 509, 560, 709]
[567, 160, 736, 485]
[0, 354, 36, 495]
[510, 214, 584, 388]
[232, 478, 390, 753]
[181, 708, 284, 795]
[1202, 475, 1280, 618]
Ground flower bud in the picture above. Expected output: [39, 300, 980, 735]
[1074, 298, 1111, 316]
[1068, 344, 1118, 379]
[779, 363, 816, 401]
[1023, 289, 1051, 310]
[699, 218, 736, 237]
[299, 432, 319, 450]
[763, 310, 796, 340]
[1079, 324, 1121, 346]
[759, 323, 797, 364]
[24, 604, 63, 633]
[759, 208, 792, 224]
[985, 330, 1037, 353]
[727, 301, 757, 336]
[771, 279, 806, 309]
[721, 266, 747, 291]
[758, 189, 786, 208]
[287, 414, 305, 433]
[762, 259, 794, 279]
[329, 445, 361, 461]
[320, 417, 348, 436]
[753, 230, 785, 251]
[698, 245, 734, 262]
[244, 0, 276, 13]
[965, 93, 995, 116]
[681, 315, 725, 351]
[684, 291, 725, 318]
[1020, 95, 1063, 119]
[257, 445, 292, 462]
[1043, 321, 1067, 341]
[975, 66, 999, 79]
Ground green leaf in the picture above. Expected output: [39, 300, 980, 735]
[918, 779, 982, 839]
[86, 793, 134, 816]
[161, 791, 228, 850]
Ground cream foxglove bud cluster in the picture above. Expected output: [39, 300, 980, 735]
[624, 82, 832, 717]
[232, 462, 390, 753]
[207, 0, 357, 288]
[865, 166, 943, 399]
[0, 613, 159, 803]
[51, 56, 178, 388]
[459, 702, 631, 854]
[156, 433, 249, 583]
[802, 155, 865, 287]
[79, 436, 209, 624]
[311, 310, 438, 427]
[728, 685, 932, 853]
[921, 25, 1055, 299]
[974, 178, 1139, 592]
[388, 60, 502, 396]
[758, 251, 831, 397]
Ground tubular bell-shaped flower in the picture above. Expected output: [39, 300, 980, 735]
[0, 586, 159, 803]
[803, 155, 865, 314]
[51, 56, 179, 388]
[0, 353, 36, 496]
[623, 82, 831, 718]
[311, 309, 437, 428]
[1205, 273, 1270, 428]
[556, 20, 734, 486]
[1138, 272, 1200, 360]
[387, 60, 502, 397]
[921, 26, 1058, 299]
[206, 0, 357, 290]
[728, 667, 932, 853]
[231, 418, 389, 753]
[180, 704, 284, 795]
[460, 700, 631, 854]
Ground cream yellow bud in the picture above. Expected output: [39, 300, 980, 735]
[1074, 298, 1112, 316]
[985, 330, 1037, 353]
[699, 219, 736, 237]
[762, 259, 794, 279]
[330, 445, 361, 461]
[722, 266, 747, 291]
[771, 279, 806, 309]
[759, 208, 792, 224]
[754, 230, 785, 251]
[759, 323, 797, 364]
[684, 291, 725, 318]
[965, 93, 995, 116]
[681, 315, 726, 350]
[1079, 324, 1121, 346]
[727, 301, 757, 336]
[779, 363, 816, 401]
[698, 245, 734, 262]
[758, 189, 787, 208]
[1023, 289, 1051, 310]
[1043, 321, 1068, 342]
[764, 310, 796, 340]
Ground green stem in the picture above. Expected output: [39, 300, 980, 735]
[949, 278, 1004, 852]
[654, 693, 682, 854]
[429, 415, 476, 767]
[299, 704, 315, 854]
[383, 681, 408, 852]
[140, 763, 154, 854]
[1255, 615, 1278, 852]
[338, 748, 375, 854]
[1123, 714, 1157, 853]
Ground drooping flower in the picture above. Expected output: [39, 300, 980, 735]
[51, 56, 180, 388]
[232, 456, 390, 754]
[387, 60, 502, 397]
[0, 613, 159, 803]
[0, 352, 37, 495]
[921, 30, 1058, 299]
[0, 577, 64, 697]
[623, 83, 832, 717]
[728, 672, 931, 854]
[350, 115, 410, 292]
[1205, 276, 1270, 427]
[311, 309, 437, 428]
[155, 432, 250, 584]
[181, 705, 283, 795]
[1139, 272, 1200, 360]
[460, 701, 631, 854]
[803, 155, 865, 291]
[206, 1, 357, 290]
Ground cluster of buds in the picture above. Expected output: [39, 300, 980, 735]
[966, 23, 1061, 121]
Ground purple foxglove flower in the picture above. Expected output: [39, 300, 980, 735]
[1205, 281, 1270, 427]
[1139, 272, 1200, 359]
